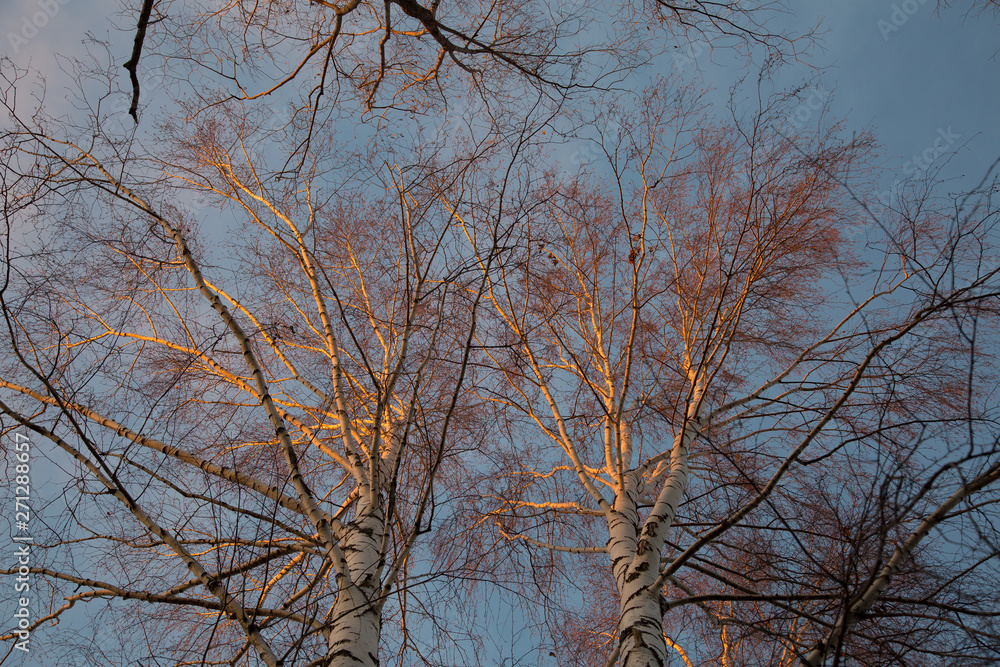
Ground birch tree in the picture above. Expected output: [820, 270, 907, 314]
[445, 86, 1000, 666]
[0, 80, 498, 665]
[1, 0, 998, 663]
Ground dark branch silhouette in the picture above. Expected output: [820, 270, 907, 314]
[123, 0, 156, 122]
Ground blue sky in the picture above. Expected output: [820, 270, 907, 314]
[2, 0, 997, 194]
[819, 2, 999, 191]
[667, 1, 1000, 202]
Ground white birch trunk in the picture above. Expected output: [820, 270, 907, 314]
[608, 471, 671, 667]
[326, 496, 384, 667]
[610, 392, 701, 667]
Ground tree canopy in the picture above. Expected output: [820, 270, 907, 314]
[1, 1, 999, 666]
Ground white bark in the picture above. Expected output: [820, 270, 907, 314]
[327, 496, 385, 667]
[609, 475, 682, 667]
[609, 478, 671, 667]
[610, 388, 702, 667]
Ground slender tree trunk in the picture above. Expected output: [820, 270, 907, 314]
[327, 498, 384, 667]
[610, 388, 700, 667]
[617, 586, 669, 667]
[609, 473, 670, 667]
